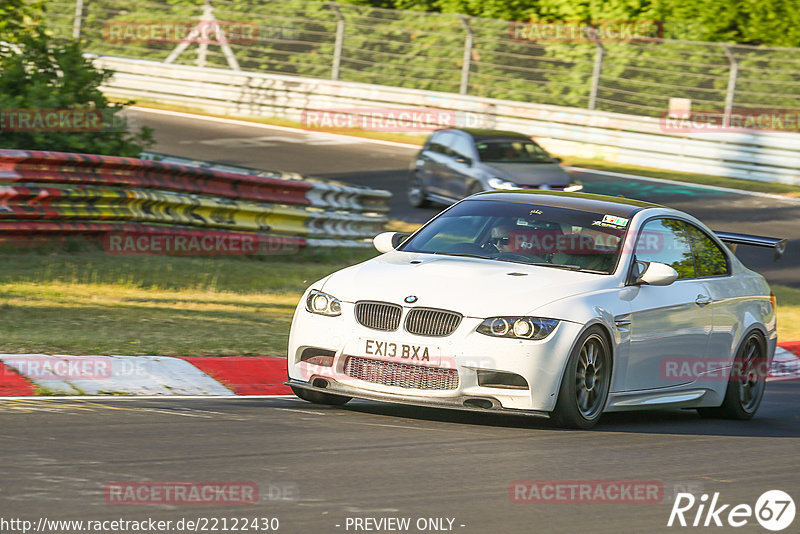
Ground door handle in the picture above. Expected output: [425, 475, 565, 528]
[695, 294, 712, 307]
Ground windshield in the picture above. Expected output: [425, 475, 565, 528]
[399, 200, 628, 273]
[476, 140, 553, 163]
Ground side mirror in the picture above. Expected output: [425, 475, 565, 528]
[551, 157, 563, 164]
[634, 261, 678, 286]
[373, 232, 410, 253]
[454, 155, 471, 165]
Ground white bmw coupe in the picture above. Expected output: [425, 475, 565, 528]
[286, 191, 785, 428]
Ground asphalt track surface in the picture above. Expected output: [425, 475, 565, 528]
[2, 109, 798, 533]
[130, 108, 800, 288]
[2, 385, 799, 533]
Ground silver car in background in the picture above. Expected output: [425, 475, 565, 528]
[408, 128, 582, 207]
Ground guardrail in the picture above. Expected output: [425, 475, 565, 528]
[95, 56, 800, 186]
[0, 148, 390, 249]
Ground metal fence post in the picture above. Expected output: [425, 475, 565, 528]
[722, 44, 738, 128]
[588, 40, 605, 110]
[330, 3, 345, 81]
[458, 15, 473, 95]
[72, 0, 85, 39]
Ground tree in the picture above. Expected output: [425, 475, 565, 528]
[0, 3, 153, 156]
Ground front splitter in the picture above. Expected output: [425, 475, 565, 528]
[285, 379, 550, 418]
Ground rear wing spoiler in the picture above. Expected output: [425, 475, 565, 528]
[714, 231, 787, 261]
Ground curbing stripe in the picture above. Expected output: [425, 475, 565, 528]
[771, 344, 800, 381]
[0, 346, 798, 397]
[0, 355, 233, 395]
[179, 356, 291, 395]
[0, 361, 37, 395]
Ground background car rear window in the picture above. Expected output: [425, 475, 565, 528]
[427, 131, 454, 154]
[634, 218, 696, 279]
[476, 140, 552, 163]
[449, 135, 474, 160]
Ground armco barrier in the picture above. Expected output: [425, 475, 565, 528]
[0, 149, 390, 247]
[94, 56, 800, 186]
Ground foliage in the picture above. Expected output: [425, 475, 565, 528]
[40, 0, 800, 118]
[0, 7, 153, 156]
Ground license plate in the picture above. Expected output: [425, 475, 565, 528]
[350, 337, 441, 366]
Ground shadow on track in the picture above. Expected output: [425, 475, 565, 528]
[286, 380, 800, 439]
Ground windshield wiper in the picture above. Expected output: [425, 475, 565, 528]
[526, 263, 583, 271]
[431, 252, 491, 260]
[528, 263, 607, 274]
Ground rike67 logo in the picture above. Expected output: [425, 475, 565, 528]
[668, 490, 795, 531]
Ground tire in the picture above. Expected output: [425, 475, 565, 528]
[697, 331, 767, 420]
[551, 326, 612, 429]
[291, 385, 352, 406]
[408, 173, 431, 208]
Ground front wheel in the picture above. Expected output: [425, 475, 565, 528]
[291, 386, 352, 406]
[697, 332, 767, 420]
[551, 326, 612, 429]
[408, 173, 431, 208]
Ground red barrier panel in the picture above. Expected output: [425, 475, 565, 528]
[0, 149, 312, 205]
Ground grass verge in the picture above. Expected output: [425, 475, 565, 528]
[0, 248, 375, 356]
[562, 157, 800, 197]
[773, 285, 800, 343]
[0, 249, 797, 357]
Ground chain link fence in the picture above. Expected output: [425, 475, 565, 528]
[45, 0, 800, 121]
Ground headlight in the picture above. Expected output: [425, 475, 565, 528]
[305, 290, 342, 317]
[477, 317, 558, 340]
[487, 177, 518, 190]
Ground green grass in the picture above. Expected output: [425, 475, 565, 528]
[562, 157, 800, 197]
[0, 248, 375, 356]
[774, 285, 800, 343]
[0, 249, 796, 357]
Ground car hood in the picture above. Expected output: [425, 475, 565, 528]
[320, 252, 613, 318]
[481, 162, 570, 186]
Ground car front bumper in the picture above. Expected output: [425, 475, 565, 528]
[286, 300, 585, 414]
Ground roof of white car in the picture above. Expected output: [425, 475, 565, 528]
[471, 190, 666, 218]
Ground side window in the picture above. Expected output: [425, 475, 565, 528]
[635, 218, 696, 279]
[685, 223, 729, 277]
[449, 135, 474, 161]
[427, 132, 453, 155]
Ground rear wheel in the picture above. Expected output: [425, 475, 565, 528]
[291, 386, 352, 406]
[551, 326, 611, 429]
[697, 332, 767, 420]
[408, 173, 431, 208]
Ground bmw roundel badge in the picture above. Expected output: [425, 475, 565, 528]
[404, 295, 418, 304]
